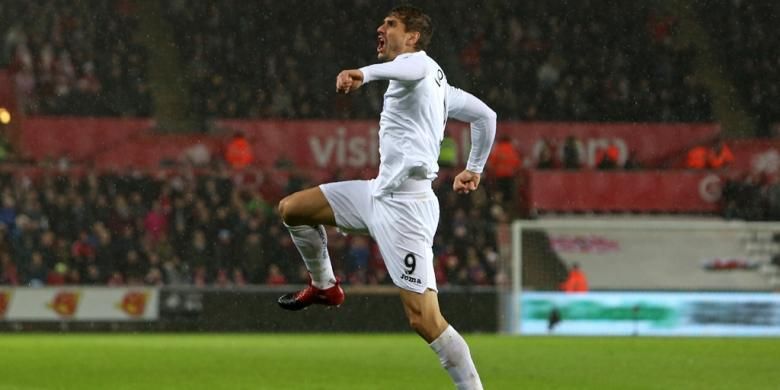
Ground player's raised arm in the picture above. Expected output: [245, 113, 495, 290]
[447, 85, 497, 194]
[337, 55, 427, 94]
[359, 54, 427, 83]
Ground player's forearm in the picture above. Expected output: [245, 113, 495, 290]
[449, 90, 497, 173]
[465, 112, 497, 173]
[360, 55, 426, 83]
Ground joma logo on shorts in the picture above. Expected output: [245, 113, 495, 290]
[400, 273, 422, 284]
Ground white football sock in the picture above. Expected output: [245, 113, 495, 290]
[429, 325, 483, 390]
[285, 224, 336, 289]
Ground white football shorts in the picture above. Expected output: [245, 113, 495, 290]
[319, 179, 439, 293]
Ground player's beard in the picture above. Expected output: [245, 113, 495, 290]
[378, 44, 396, 62]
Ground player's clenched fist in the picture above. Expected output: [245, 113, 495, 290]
[336, 69, 364, 94]
[453, 170, 481, 194]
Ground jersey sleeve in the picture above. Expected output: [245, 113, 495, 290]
[446, 85, 497, 174]
[359, 55, 427, 83]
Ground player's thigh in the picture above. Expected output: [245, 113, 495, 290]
[319, 180, 373, 233]
[278, 186, 336, 226]
[371, 196, 439, 293]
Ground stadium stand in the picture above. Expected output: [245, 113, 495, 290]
[174, 0, 716, 122]
[3, 0, 711, 122]
[696, 0, 780, 135]
[0, 167, 504, 287]
[1, 0, 778, 290]
[2, 0, 151, 116]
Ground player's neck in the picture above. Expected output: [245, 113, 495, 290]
[390, 48, 420, 60]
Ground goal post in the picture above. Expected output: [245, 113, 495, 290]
[505, 218, 780, 335]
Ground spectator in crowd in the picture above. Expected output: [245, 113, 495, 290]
[686, 144, 709, 169]
[562, 136, 584, 170]
[240, 232, 266, 284]
[438, 250, 467, 286]
[225, 132, 254, 170]
[708, 139, 734, 170]
[438, 134, 458, 169]
[560, 262, 588, 293]
[488, 135, 522, 204]
[595, 141, 620, 170]
[766, 179, 780, 221]
[47, 262, 67, 285]
[186, 229, 212, 283]
[265, 264, 287, 285]
[26, 251, 48, 286]
[686, 138, 735, 170]
[623, 149, 643, 170]
[547, 307, 562, 332]
[722, 172, 767, 221]
[162, 256, 190, 285]
[0, 252, 18, 285]
[143, 200, 169, 245]
[345, 236, 371, 285]
[534, 138, 557, 169]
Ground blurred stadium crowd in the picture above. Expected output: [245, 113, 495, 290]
[697, 0, 780, 132]
[1, 0, 779, 287]
[2, 0, 151, 116]
[5, 1, 778, 125]
[1, 0, 734, 122]
[0, 166, 505, 287]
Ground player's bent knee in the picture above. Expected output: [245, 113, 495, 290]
[279, 194, 318, 226]
[278, 195, 300, 225]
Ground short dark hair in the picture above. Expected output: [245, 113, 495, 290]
[389, 6, 433, 51]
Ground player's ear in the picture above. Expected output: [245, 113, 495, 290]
[406, 31, 420, 49]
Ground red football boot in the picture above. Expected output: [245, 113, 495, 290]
[277, 281, 345, 311]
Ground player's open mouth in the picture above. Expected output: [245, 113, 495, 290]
[377, 35, 385, 52]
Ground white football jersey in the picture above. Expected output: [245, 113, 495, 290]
[360, 50, 496, 196]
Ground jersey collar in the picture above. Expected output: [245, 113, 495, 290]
[396, 50, 425, 60]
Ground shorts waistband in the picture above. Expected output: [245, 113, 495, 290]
[385, 178, 435, 199]
[394, 178, 433, 192]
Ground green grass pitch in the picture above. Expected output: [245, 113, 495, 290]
[0, 334, 778, 389]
